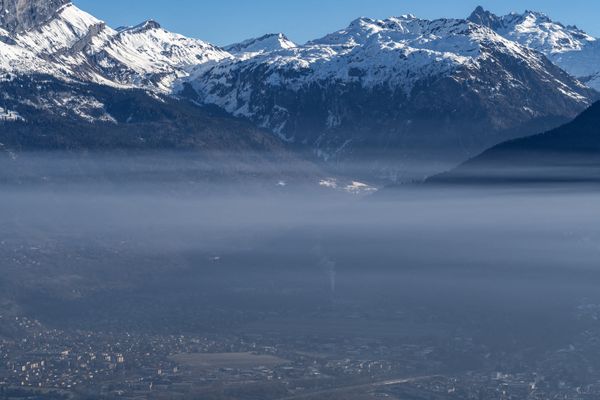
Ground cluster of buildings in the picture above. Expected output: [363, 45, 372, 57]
[3, 311, 600, 399]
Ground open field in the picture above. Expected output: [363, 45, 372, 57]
[170, 352, 289, 369]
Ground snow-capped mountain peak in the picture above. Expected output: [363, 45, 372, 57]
[468, 6, 596, 53]
[522, 10, 552, 22]
[0, 1, 232, 91]
[120, 19, 162, 34]
[307, 14, 531, 66]
[225, 33, 296, 55]
[14, 3, 112, 56]
[468, 6, 503, 30]
[467, 6, 600, 89]
[195, 14, 524, 121]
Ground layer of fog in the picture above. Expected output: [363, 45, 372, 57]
[2, 153, 600, 353]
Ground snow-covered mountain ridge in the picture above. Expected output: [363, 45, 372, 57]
[0, 0, 230, 91]
[0, 1, 595, 104]
[225, 33, 297, 57]
[468, 6, 600, 90]
[0, 1, 596, 96]
[184, 13, 595, 180]
[191, 14, 587, 105]
[0, 0, 597, 181]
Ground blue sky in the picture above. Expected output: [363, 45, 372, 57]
[73, 0, 599, 46]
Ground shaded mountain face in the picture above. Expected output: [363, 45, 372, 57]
[0, 0, 68, 32]
[0, 75, 285, 152]
[0, 74, 333, 188]
[429, 101, 600, 184]
[468, 7, 600, 90]
[467, 6, 504, 31]
[186, 15, 596, 179]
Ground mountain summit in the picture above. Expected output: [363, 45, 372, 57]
[468, 6, 503, 30]
[0, 0, 69, 32]
[225, 33, 297, 55]
[467, 6, 595, 54]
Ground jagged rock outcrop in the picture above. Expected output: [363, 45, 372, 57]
[0, 0, 69, 32]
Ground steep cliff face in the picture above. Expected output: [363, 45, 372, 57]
[0, 0, 69, 32]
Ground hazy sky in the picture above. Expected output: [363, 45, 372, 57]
[73, 0, 600, 46]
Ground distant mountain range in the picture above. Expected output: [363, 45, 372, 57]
[0, 0, 597, 182]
